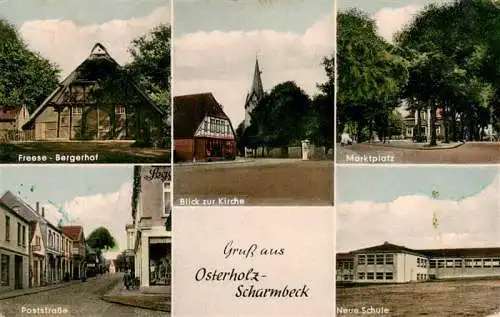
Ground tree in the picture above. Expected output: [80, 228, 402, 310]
[127, 24, 170, 113]
[0, 19, 60, 112]
[316, 54, 335, 153]
[337, 9, 408, 143]
[247, 81, 311, 156]
[86, 227, 117, 255]
[126, 24, 171, 147]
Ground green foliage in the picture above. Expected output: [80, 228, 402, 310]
[0, 19, 60, 112]
[127, 24, 171, 114]
[337, 9, 408, 142]
[247, 81, 311, 150]
[86, 227, 117, 252]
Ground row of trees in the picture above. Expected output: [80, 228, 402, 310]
[236, 61, 334, 156]
[338, 0, 500, 145]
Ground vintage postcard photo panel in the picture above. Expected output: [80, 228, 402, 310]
[0, 165, 171, 316]
[336, 166, 500, 316]
[173, 0, 334, 206]
[0, 0, 171, 164]
[336, 0, 500, 164]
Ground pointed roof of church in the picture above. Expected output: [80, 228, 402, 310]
[245, 58, 264, 107]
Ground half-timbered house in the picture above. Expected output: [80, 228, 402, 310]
[174, 93, 236, 162]
[22, 43, 166, 142]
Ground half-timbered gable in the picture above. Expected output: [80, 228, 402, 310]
[174, 92, 236, 161]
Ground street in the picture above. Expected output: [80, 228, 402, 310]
[337, 142, 500, 164]
[0, 275, 167, 317]
[174, 159, 333, 205]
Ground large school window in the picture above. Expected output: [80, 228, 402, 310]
[446, 260, 454, 268]
[367, 255, 375, 265]
[358, 255, 366, 265]
[366, 272, 374, 280]
[454, 260, 462, 268]
[376, 272, 384, 280]
[358, 272, 365, 280]
[430, 259, 437, 268]
[376, 254, 384, 265]
[493, 259, 500, 267]
[484, 259, 492, 267]
[385, 272, 393, 280]
[465, 260, 473, 268]
[437, 260, 445, 268]
[473, 259, 482, 268]
[385, 254, 393, 264]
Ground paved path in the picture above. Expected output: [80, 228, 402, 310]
[337, 142, 500, 164]
[0, 275, 167, 317]
[175, 159, 333, 206]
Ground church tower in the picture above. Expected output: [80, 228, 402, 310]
[244, 57, 264, 129]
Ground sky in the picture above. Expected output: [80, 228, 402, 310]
[173, 0, 334, 126]
[336, 166, 500, 253]
[0, 166, 133, 259]
[0, 0, 171, 78]
[338, 0, 454, 42]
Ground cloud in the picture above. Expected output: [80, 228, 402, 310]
[19, 5, 170, 78]
[337, 173, 500, 252]
[42, 181, 133, 259]
[173, 14, 334, 125]
[372, 5, 422, 42]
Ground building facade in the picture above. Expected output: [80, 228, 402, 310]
[45, 220, 63, 284]
[129, 165, 171, 292]
[0, 105, 30, 141]
[0, 202, 30, 292]
[29, 220, 46, 287]
[403, 108, 445, 141]
[337, 242, 500, 283]
[62, 226, 86, 280]
[174, 93, 236, 162]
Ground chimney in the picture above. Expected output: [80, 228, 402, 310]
[41, 207, 45, 218]
[36, 202, 40, 215]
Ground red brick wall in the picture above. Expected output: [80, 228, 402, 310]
[175, 138, 194, 161]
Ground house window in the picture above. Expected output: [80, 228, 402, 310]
[115, 105, 125, 115]
[357, 255, 366, 265]
[22, 225, 26, 247]
[366, 272, 374, 280]
[17, 223, 21, 246]
[385, 254, 393, 264]
[72, 107, 82, 115]
[376, 254, 384, 265]
[358, 272, 365, 280]
[385, 272, 393, 280]
[376, 272, 384, 280]
[1, 254, 9, 285]
[5, 216, 10, 241]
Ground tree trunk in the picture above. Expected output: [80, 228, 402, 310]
[429, 102, 437, 146]
[415, 109, 422, 142]
[450, 109, 457, 142]
[443, 104, 449, 143]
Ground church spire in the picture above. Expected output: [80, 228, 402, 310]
[250, 57, 264, 101]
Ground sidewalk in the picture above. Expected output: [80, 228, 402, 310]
[0, 280, 81, 300]
[361, 140, 464, 150]
[101, 281, 171, 312]
[176, 156, 254, 166]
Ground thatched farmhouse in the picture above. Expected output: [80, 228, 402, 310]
[22, 43, 166, 142]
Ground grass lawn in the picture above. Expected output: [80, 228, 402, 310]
[337, 278, 500, 316]
[0, 142, 171, 163]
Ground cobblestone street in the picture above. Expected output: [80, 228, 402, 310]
[0, 275, 168, 317]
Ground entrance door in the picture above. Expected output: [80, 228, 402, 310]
[14, 255, 23, 289]
[33, 259, 39, 287]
